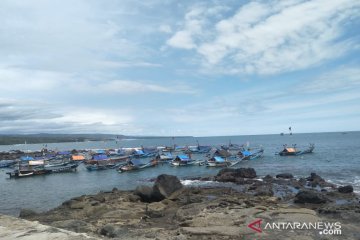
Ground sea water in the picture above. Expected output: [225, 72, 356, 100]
[0, 132, 359, 216]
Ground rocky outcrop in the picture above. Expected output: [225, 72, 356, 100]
[152, 174, 183, 201]
[338, 185, 353, 193]
[17, 173, 360, 240]
[294, 190, 327, 204]
[0, 214, 97, 240]
[134, 174, 183, 202]
[215, 168, 257, 182]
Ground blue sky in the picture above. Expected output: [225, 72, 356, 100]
[0, 0, 359, 136]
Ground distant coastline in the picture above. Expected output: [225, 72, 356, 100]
[0, 134, 192, 145]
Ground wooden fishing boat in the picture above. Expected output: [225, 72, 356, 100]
[171, 155, 204, 166]
[118, 159, 158, 172]
[206, 156, 232, 167]
[277, 144, 314, 156]
[238, 148, 264, 160]
[85, 154, 127, 171]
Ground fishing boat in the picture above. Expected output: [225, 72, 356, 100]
[45, 161, 79, 173]
[6, 156, 51, 178]
[118, 159, 158, 172]
[206, 156, 232, 167]
[277, 144, 315, 156]
[171, 155, 203, 166]
[238, 147, 264, 160]
[154, 152, 173, 163]
[221, 140, 243, 151]
[85, 154, 128, 171]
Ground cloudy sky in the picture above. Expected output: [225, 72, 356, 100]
[0, 0, 359, 136]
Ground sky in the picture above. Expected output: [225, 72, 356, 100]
[0, 0, 359, 136]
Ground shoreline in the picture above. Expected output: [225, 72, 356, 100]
[11, 168, 360, 239]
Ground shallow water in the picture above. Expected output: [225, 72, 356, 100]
[0, 132, 359, 216]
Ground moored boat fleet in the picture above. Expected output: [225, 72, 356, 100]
[0, 142, 315, 178]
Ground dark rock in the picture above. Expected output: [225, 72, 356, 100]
[215, 168, 257, 182]
[134, 185, 154, 202]
[19, 209, 38, 218]
[263, 175, 273, 182]
[100, 224, 116, 237]
[152, 174, 183, 201]
[294, 190, 327, 204]
[276, 173, 294, 179]
[338, 185, 353, 193]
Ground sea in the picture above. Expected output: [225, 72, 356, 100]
[0, 132, 359, 216]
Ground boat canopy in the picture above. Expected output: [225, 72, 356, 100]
[93, 154, 108, 160]
[134, 149, 144, 155]
[29, 160, 44, 165]
[20, 156, 34, 161]
[214, 156, 225, 162]
[94, 150, 106, 154]
[177, 155, 190, 161]
[285, 148, 296, 153]
[130, 159, 142, 166]
[242, 150, 251, 157]
[72, 155, 85, 161]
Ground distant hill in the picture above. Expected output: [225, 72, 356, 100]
[0, 134, 122, 145]
[0, 134, 192, 145]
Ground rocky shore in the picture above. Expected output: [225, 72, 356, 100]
[18, 168, 360, 239]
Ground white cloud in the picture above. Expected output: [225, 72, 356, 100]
[299, 66, 360, 93]
[167, 0, 360, 74]
[159, 24, 172, 33]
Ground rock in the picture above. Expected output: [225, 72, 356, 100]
[338, 185, 353, 193]
[253, 184, 274, 196]
[135, 185, 154, 202]
[276, 173, 294, 179]
[19, 209, 38, 218]
[152, 174, 183, 201]
[263, 175, 273, 182]
[147, 202, 166, 218]
[99, 224, 129, 238]
[294, 190, 327, 204]
[128, 194, 141, 202]
[52, 219, 95, 233]
[100, 224, 116, 237]
[215, 168, 257, 182]
[69, 201, 87, 209]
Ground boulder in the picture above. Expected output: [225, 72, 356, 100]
[99, 224, 129, 238]
[152, 174, 183, 201]
[294, 190, 327, 204]
[134, 185, 154, 202]
[263, 175, 273, 182]
[338, 185, 353, 193]
[146, 202, 166, 218]
[276, 173, 294, 179]
[215, 168, 257, 182]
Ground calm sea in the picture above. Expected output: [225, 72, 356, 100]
[0, 132, 359, 216]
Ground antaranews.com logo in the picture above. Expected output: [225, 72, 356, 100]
[248, 219, 342, 236]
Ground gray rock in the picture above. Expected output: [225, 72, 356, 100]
[152, 174, 183, 201]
